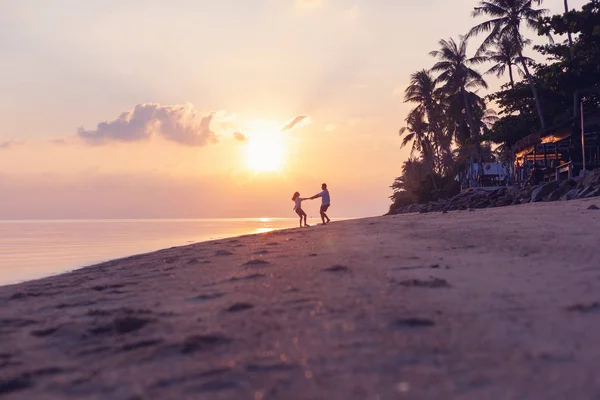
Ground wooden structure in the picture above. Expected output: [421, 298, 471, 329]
[513, 113, 600, 184]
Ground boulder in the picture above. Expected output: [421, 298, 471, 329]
[576, 186, 595, 199]
[559, 178, 577, 191]
[577, 170, 600, 189]
[531, 181, 560, 202]
[547, 190, 562, 202]
[584, 188, 600, 198]
[389, 169, 600, 215]
[561, 189, 580, 201]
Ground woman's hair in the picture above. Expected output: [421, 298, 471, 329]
[292, 191, 300, 200]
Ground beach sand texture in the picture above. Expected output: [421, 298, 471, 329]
[1, 199, 600, 399]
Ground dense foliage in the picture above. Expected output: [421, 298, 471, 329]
[390, 0, 600, 212]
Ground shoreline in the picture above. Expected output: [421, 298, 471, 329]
[1, 199, 600, 398]
[0, 222, 310, 289]
[1, 217, 345, 287]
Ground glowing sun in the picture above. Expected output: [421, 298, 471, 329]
[246, 129, 286, 172]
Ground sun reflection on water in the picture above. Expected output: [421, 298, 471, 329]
[255, 227, 275, 234]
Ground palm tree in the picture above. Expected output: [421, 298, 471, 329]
[404, 69, 451, 173]
[564, 0, 574, 60]
[399, 109, 439, 190]
[430, 37, 488, 161]
[484, 37, 533, 88]
[468, 0, 550, 130]
[399, 108, 431, 159]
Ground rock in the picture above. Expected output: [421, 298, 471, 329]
[561, 189, 580, 201]
[559, 178, 577, 190]
[531, 181, 559, 203]
[547, 190, 562, 202]
[578, 170, 600, 189]
[389, 169, 600, 215]
[584, 188, 600, 198]
[576, 186, 595, 199]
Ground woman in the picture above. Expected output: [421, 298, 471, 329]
[291, 192, 310, 227]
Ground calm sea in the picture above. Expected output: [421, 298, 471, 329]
[0, 218, 304, 286]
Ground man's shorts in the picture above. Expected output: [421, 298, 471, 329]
[320, 204, 330, 213]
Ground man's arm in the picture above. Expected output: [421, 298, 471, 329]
[310, 191, 323, 200]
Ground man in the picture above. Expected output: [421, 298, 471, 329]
[310, 183, 331, 224]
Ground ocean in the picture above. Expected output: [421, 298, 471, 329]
[0, 218, 308, 286]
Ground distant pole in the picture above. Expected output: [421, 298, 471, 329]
[581, 100, 586, 173]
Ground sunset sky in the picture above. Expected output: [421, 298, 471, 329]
[0, 0, 585, 219]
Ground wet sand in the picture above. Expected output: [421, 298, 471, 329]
[1, 198, 600, 399]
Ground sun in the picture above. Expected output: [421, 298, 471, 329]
[245, 126, 286, 172]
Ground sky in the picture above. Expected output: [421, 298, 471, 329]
[0, 0, 587, 219]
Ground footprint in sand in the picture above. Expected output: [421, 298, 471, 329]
[180, 334, 232, 354]
[89, 316, 153, 335]
[188, 379, 239, 393]
[246, 362, 298, 372]
[150, 367, 232, 390]
[30, 326, 60, 338]
[566, 302, 600, 313]
[398, 277, 450, 288]
[188, 293, 225, 302]
[242, 259, 271, 267]
[91, 283, 127, 292]
[120, 339, 164, 352]
[392, 318, 436, 329]
[215, 250, 234, 256]
[227, 273, 267, 282]
[0, 367, 68, 395]
[87, 309, 155, 336]
[226, 303, 254, 313]
[323, 265, 351, 273]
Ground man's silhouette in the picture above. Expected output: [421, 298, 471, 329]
[310, 183, 331, 224]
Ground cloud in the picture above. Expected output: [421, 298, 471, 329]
[233, 132, 247, 142]
[295, 0, 322, 8]
[343, 5, 360, 21]
[78, 103, 219, 147]
[282, 115, 310, 131]
[49, 138, 69, 146]
[0, 140, 25, 150]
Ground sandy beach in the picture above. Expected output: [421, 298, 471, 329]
[1, 199, 600, 399]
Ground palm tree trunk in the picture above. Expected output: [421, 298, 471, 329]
[564, 0, 575, 60]
[425, 104, 443, 176]
[421, 140, 439, 192]
[461, 87, 482, 163]
[517, 48, 547, 130]
[508, 64, 515, 88]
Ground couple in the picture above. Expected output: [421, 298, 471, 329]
[291, 183, 331, 227]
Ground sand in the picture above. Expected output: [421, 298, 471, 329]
[1, 198, 600, 400]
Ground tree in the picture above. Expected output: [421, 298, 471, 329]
[398, 108, 431, 159]
[469, 0, 550, 130]
[404, 69, 452, 174]
[430, 37, 488, 161]
[484, 36, 533, 87]
[389, 159, 430, 209]
[564, 0, 575, 59]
